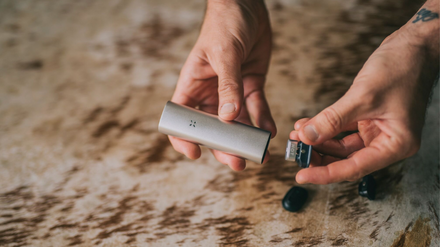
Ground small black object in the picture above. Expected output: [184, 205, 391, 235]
[282, 186, 308, 212]
[296, 142, 312, 168]
[285, 140, 312, 168]
[358, 175, 376, 200]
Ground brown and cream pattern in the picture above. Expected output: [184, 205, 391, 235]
[0, 0, 438, 246]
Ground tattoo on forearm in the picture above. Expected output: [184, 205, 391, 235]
[412, 8, 439, 23]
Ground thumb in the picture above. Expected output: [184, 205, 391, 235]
[212, 51, 243, 121]
[299, 95, 363, 145]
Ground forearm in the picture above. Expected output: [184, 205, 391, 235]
[391, 0, 439, 98]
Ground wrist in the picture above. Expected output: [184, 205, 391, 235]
[399, 2, 439, 60]
[203, 0, 270, 44]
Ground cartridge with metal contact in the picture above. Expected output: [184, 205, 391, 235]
[285, 140, 312, 168]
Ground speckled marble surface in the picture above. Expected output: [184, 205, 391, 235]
[0, 0, 438, 246]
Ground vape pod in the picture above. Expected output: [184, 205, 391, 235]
[285, 140, 312, 168]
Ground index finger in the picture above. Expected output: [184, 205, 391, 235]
[169, 75, 202, 160]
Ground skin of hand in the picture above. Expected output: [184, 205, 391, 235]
[170, 0, 276, 171]
[290, 2, 440, 185]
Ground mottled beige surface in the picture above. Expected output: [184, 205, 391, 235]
[0, 0, 439, 246]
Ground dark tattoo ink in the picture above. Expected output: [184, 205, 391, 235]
[412, 8, 439, 23]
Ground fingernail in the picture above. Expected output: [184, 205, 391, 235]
[221, 103, 235, 114]
[303, 125, 319, 142]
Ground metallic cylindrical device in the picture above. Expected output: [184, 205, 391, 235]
[158, 101, 271, 164]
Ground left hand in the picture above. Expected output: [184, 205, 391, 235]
[170, 0, 276, 171]
[290, 7, 439, 184]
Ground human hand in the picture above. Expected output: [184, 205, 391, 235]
[170, 0, 276, 171]
[290, 4, 439, 184]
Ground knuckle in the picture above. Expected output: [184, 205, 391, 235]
[347, 157, 366, 182]
[348, 172, 363, 182]
[211, 44, 229, 53]
[211, 43, 241, 57]
[218, 79, 240, 96]
[320, 107, 344, 133]
[210, 38, 245, 61]
[323, 168, 335, 185]
[345, 169, 364, 182]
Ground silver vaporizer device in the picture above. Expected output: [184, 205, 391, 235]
[158, 101, 271, 164]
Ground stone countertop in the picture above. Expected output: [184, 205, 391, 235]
[0, 0, 438, 246]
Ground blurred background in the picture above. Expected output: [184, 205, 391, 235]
[0, 0, 438, 246]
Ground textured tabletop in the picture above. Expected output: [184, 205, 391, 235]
[0, 0, 438, 246]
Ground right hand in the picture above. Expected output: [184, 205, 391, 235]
[170, 0, 276, 171]
[289, 20, 439, 184]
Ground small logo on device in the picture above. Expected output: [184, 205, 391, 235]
[189, 120, 196, 127]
